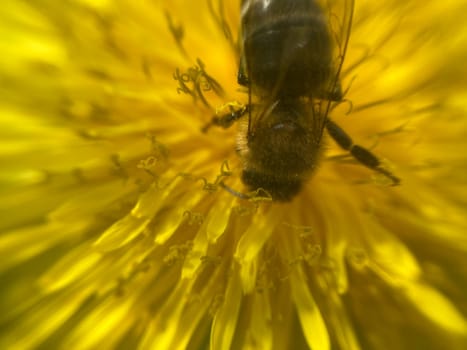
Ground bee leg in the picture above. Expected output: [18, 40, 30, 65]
[202, 103, 249, 133]
[326, 119, 400, 185]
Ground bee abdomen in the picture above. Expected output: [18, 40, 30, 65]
[242, 2, 333, 96]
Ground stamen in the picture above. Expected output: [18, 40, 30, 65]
[174, 59, 225, 108]
[207, 0, 238, 53]
[165, 11, 189, 59]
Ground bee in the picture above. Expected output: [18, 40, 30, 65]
[204, 0, 399, 201]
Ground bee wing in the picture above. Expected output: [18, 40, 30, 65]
[319, 0, 355, 101]
[310, 0, 354, 141]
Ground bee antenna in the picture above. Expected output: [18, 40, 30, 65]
[247, 83, 252, 137]
[218, 181, 250, 200]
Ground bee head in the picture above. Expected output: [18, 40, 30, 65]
[244, 99, 322, 175]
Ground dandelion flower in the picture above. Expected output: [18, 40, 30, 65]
[1, 0, 467, 349]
